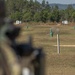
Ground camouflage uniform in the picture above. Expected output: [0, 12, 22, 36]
[0, 0, 21, 75]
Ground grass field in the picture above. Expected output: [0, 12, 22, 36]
[17, 22, 75, 75]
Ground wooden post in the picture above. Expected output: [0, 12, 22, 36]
[57, 33, 60, 54]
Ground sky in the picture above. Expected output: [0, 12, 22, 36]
[37, 0, 75, 4]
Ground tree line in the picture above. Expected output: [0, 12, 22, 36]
[5, 0, 75, 22]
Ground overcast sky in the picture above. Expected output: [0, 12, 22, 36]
[37, 0, 75, 4]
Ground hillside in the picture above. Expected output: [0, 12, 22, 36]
[49, 3, 75, 10]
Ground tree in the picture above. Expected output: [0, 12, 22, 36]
[10, 11, 22, 21]
[22, 11, 32, 22]
[6, 0, 15, 15]
[15, 0, 24, 12]
[42, 0, 45, 8]
[50, 5, 61, 22]
[6, 0, 24, 18]
[65, 5, 74, 21]
[34, 12, 41, 22]
[72, 11, 75, 22]
[34, 0, 41, 12]
[6, 0, 74, 23]
[45, 1, 51, 12]
[40, 9, 50, 22]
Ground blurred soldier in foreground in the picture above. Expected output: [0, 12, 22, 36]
[0, 0, 21, 75]
[0, 0, 45, 75]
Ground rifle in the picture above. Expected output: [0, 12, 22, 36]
[0, 0, 45, 75]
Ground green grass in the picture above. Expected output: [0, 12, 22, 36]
[18, 23, 75, 75]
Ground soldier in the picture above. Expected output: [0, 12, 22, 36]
[0, 0, 21, 75]
[0, 1, 45, 75]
